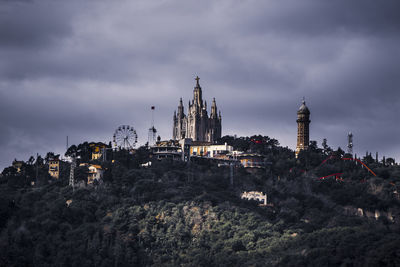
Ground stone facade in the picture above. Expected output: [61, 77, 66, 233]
[241, 191, 267, 205]
[296, 100, 311, 158]
[173, 77, 222, 142]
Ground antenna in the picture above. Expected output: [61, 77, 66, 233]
[66, 136, 69, 151]
[35, 153, 39, 182]
[347, 132, 353, 155]
[148, 106, 157, 146]
[151, 106, 155, 127]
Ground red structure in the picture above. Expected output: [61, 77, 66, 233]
[317, 155, 377, 181]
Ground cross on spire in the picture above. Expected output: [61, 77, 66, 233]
[195, 76, 200, 86]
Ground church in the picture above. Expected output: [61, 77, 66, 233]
[173, 76, 222, 142]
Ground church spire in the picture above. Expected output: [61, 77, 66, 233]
[193, 75, 203, 108]
[173, 76, 222, 142]
[177, 97, 184, 119]
[211, 97, 218, 118]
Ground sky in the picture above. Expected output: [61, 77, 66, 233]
[1, 0, 399, 169]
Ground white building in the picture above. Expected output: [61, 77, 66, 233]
[88, 164, 104, 184]
[241, 191, 267, 205]
[189, 142, 233, 158]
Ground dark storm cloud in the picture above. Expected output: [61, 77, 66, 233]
[0, 1, 73, 48]
[1, 0, 400, 169]
[238, 0, 400, 36]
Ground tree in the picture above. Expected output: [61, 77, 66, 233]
[27, 156, 35, 165]
[45, 152, 57, 164]
[322, 138, 332, 154]
[65, 145, 77, 158]
[335, 147, 345, 158]
[75, 165, 89, 183]
[386, 158, 395, 166]
[309, 140, 318, 151]
[77, 142, 92, 162]
[35, 155, 44, 166]
[363, 152, 375, 165]
[66, 143, 92, 162]
[2, 166, 17, 177]
[133, 146, 150, 167]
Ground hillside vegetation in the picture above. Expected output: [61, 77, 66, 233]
[1, 136, 400, 266]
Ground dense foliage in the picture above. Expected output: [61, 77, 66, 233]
[1, 136, 400, 266]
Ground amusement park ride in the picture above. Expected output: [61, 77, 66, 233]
[68, 107, 155, 187]
[113, 125, 138, 150]
[148, 106, 157, 146]
[112, 106, 156, 151]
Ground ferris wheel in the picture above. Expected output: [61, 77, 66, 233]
[113, 125, 138, 150]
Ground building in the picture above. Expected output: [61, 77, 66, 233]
[190, 142, 233, 158]
[151, 140, 182, 161]
[79, 163, 104, 184]
[151, 139, 233, 161]
[90, 142, 110, 160]
[173, 76, 222, 142]
[48, 156, 60, 179]
[296, 99, 311, 158]
[179, 138, 193, 161]
[12, 160, 24, 173]
[241, 191, 268, 206]
[237, 153, 265, 168]
[87, 164, 103, 184]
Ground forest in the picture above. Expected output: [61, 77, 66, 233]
[1, 135, 400, 266]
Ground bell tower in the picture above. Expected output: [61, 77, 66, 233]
[296, 99, 311, 158]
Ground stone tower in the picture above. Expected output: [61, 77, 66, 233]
[173, 76, 222, 142]
[296, 99, 310, 158]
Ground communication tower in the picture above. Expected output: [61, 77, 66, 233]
[69, 154, 76, 189]
[347, 132, 353, 155]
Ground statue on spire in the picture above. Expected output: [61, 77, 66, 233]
[195, 76, 200, 88]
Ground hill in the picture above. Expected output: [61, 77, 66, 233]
[1, 136, 400, 266]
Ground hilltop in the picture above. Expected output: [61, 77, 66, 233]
[1, 135, 400, 266]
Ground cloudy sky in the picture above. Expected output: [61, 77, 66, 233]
[1, 0, 399, 169]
